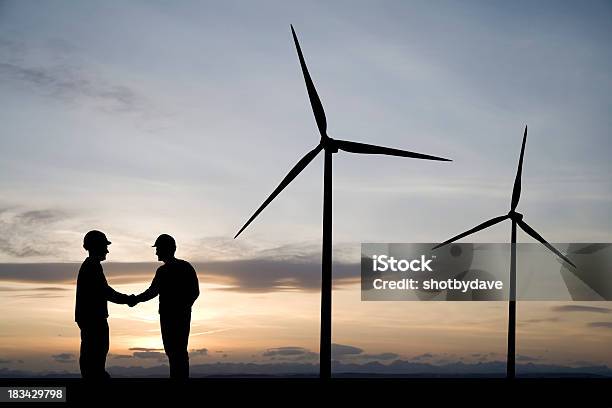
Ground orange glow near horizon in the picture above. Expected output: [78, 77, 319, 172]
[1, 267, 612, 375]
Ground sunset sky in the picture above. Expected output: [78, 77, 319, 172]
[0, 0, 611, 376]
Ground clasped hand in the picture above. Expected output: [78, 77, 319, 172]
[127, 294, 139, 307]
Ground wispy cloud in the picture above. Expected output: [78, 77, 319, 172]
[517, 317, 561, 327]
[202, 259, 359, 292]
[552, 305, 611, 314]
[331, 343, 363, 357]
[263, 347, 310, 357]
[0, 35, 149, 117]
[516, 355, 541, 362]
[190, 348, 208, 357]
[128, 348, 166, 361]
[51, 353, 75, 363]
[132, 352, 167, 361]
[108, 354, 133, 360]
[263, 346, 317, 361]
[191, 328, 230, 336]
[411, 353, 434, 361]
[360, 352, 399, 361]
[128, 347, 164, 352]
[0, 286, 67, 292]
[0, 257, 359, 293]
[0, 207, 74, 260]
[587, 322, 612, 329]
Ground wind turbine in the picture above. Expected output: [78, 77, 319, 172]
[433, 126, 575, 379]
[234, 25, 451, 379]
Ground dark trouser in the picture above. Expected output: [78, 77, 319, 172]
[160, 310, 191, 380]
[77, 319, 110, 380]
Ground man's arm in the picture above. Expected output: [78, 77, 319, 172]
[99, 264, 132, 305]
[188, 264, 200, 306]
[135, 269, 161, 303]
[105, 284, 132, 305]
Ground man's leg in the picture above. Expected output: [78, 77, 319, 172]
[161, 312, 191, 380]
[79, 319, 109, 380]
[99, 319, 110, 379]
[176, 311, 190, 379]
[78, 321, 91, 379]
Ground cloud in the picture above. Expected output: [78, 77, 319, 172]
[0, 208, 73, 259]
[0, 286, 68, 292]
[202, 259, 359, 293]
[572, 360, 598, 366]
[16, 210, 61, 225]
[13, 293, 66, 299]
[0, 258, 360, 293]
[0, 359, 12, 364]
[262, 347, 318, 361]
[517, 317, 561, 327]
[552, 305, 611, 314]
[411, 353, 434, 361]
[331, 344, 363, 358]
[262, 344, 398, 363]
[0, 60, 146, 116]
[360, 353, 399, 361]
[108, 354, 133, 360]
[190, 348, 208, 356]
[129, 347, 167, 361]
[128, 347, 164, 352]
[51, 353, 76, 363]
[0, 284, 70, 299]
[0, 37, 171, 138]
[524, 317, 561, 323]
[0, 219, 360, 291]
[263, 347, 310, 357]
[132, 352, 167, 361]
[587, 322, 612, 329]
[516, 355, 541, 362]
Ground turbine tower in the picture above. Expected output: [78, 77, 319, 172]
[235, 25, 452, 379]
[433, 126, 575, 379]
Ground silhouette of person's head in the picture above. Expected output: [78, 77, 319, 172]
[153, 234, 176, 263]
[83, 230, 111, 261]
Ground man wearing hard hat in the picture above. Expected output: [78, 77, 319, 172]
[132, 234, 200, 380]
[75, 230, 136, 380]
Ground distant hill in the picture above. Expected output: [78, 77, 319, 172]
[2, 360, 611, 378]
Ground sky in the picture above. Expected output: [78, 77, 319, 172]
[0, 0, 611, 376]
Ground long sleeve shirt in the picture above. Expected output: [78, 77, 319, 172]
[137, 258, 200, 315]
[75, 257, 130, 323]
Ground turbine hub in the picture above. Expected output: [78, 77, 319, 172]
[508, 211, 523, 221]
[323, 136, 338, 153]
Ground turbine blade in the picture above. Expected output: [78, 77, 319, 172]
[335, 139, 451, 161]
[510, 126, 527, 211]
[516, 219, 576, 268]
[432, 215, 509, 249]
[291, 25, 327, 137]
[234, 144, 323, 239]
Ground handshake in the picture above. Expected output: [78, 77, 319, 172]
[127, 294, 140, 308]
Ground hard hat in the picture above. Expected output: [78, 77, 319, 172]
[152, 234, 176, 248]
[83, 230, 111, 250]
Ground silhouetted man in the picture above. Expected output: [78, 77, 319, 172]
[75, 230, 136, 380]
[132, 234, 199, 379]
